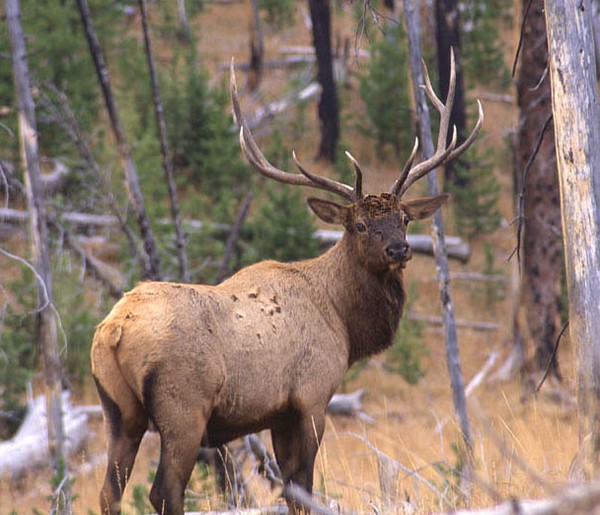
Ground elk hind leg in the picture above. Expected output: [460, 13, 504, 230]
[94, 375, 147, 515]
[146, 376, 210, 514]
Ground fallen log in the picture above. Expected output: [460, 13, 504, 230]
[241, 82, 321, 131]
[409, 313, 501, 332]
[442, 480, 600, 514]
[278, 44, 370, 59]
[0, 207, 117, 228]
[217, 56, 317, 72]
[0, 392, 102, 480]
[316, 229, 471, 262]
[1, 208, 470, 261]
[326, 388, 374, 423]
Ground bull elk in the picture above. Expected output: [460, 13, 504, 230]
[92, 52, 483, 515]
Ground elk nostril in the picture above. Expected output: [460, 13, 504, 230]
[386, 242, 410, 261]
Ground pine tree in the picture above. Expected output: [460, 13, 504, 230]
[358, 25, 412, 160]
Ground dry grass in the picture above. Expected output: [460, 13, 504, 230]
[0, 1, 580, 514]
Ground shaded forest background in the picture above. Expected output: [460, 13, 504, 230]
[0, 0, 580, 513]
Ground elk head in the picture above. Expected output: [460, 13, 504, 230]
[230, 51, 483, 273]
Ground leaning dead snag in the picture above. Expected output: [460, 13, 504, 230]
[90, 60, 481, 515]
[76, 0, 162, 280]
[403, 0, 482, 493]
[7, 0, 70, 509]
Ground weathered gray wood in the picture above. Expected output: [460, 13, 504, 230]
[409, 313, 501, 332]
[403, 0, 474, 489]
[544, 0, 600, 479]
[0, 207, 118, 227]
[6, 0, 70, 508]
[315, 229, 471, 261]
[0, 208, 470, 260]
[445, 480, 600, 514]
[0, 393, 101, 480]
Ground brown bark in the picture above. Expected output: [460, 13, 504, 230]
[515, 2, 562, 380]
[435, 0, 468, 186]
[308, 0, 339, 162]
[247, 0, 264, 91]
[6, 0, 70, 509]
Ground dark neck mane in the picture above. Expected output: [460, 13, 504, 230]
[307, 235, 407, 365]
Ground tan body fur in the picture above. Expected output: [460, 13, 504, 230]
[93, 57, 482, 515]
[92, 203, 429, 515]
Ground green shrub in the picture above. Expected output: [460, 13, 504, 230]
[462, 0, 512, 89]
[242, 130, 319, 266]
[358, 25, 412, 160]
[385, 283, 427, 384]
[448, 143, 501, 239]
[163, 49, 249, 199]
[260, 0, 296, 29]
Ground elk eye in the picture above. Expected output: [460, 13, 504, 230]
[355, 222, 367, 233]
[402, 214, 411, 226]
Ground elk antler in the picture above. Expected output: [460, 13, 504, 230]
[392, 48, 484, 197]
[230, 60, 361, 203]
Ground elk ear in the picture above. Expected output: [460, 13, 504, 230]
[307, 198, 350, 225]
[402, 193, 450, 221]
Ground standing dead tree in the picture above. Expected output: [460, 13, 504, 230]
[6, 0, 70, 510]
[515, 0, 562, 385]
[139, 0, 189, 282]
[435, 0, 469, 186]
[76, 0, 162, 280]
[544, 0, 600, 479]
[247, 0, 264, 91]
[308, 0, 339, 162]
[403, 0, 482, 491]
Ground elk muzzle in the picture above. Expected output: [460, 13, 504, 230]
[385, 241, 412, 263]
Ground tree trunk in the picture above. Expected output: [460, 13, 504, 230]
[308, 0, 339, 162]
[76, 0, 162, 280]
[247, 0, 264, 91]
[403, 0, 474, 492]
[516, 1, 562, 382]
[544, 0, 600, 479]
[6, 0, 70, 510]
[177, 0, 192, 42]
[435, 0, 468, 186]
[139, 0, 190, 282]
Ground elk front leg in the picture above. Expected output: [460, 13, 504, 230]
[271, 412, 326, 514]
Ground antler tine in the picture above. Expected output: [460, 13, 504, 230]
[344, 151, 363, 199]
[446, 99, 484, 162]
[292, 152, 356, 202]
[398, 47, 483, 197]
[391, 137, 419, 196]
[230, 59, 357, 203]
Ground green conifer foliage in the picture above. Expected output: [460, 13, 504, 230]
[242, 129, 319, 265]
[358, 25, 412, 160]
[259, 0, 296, 29]
[448, 144, 501, 239]
[163, 50, 249, 199]
[0, 0, 119, 157]
[461, 0, 512, 89]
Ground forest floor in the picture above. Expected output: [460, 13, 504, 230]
[0, 2, 581, 514]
